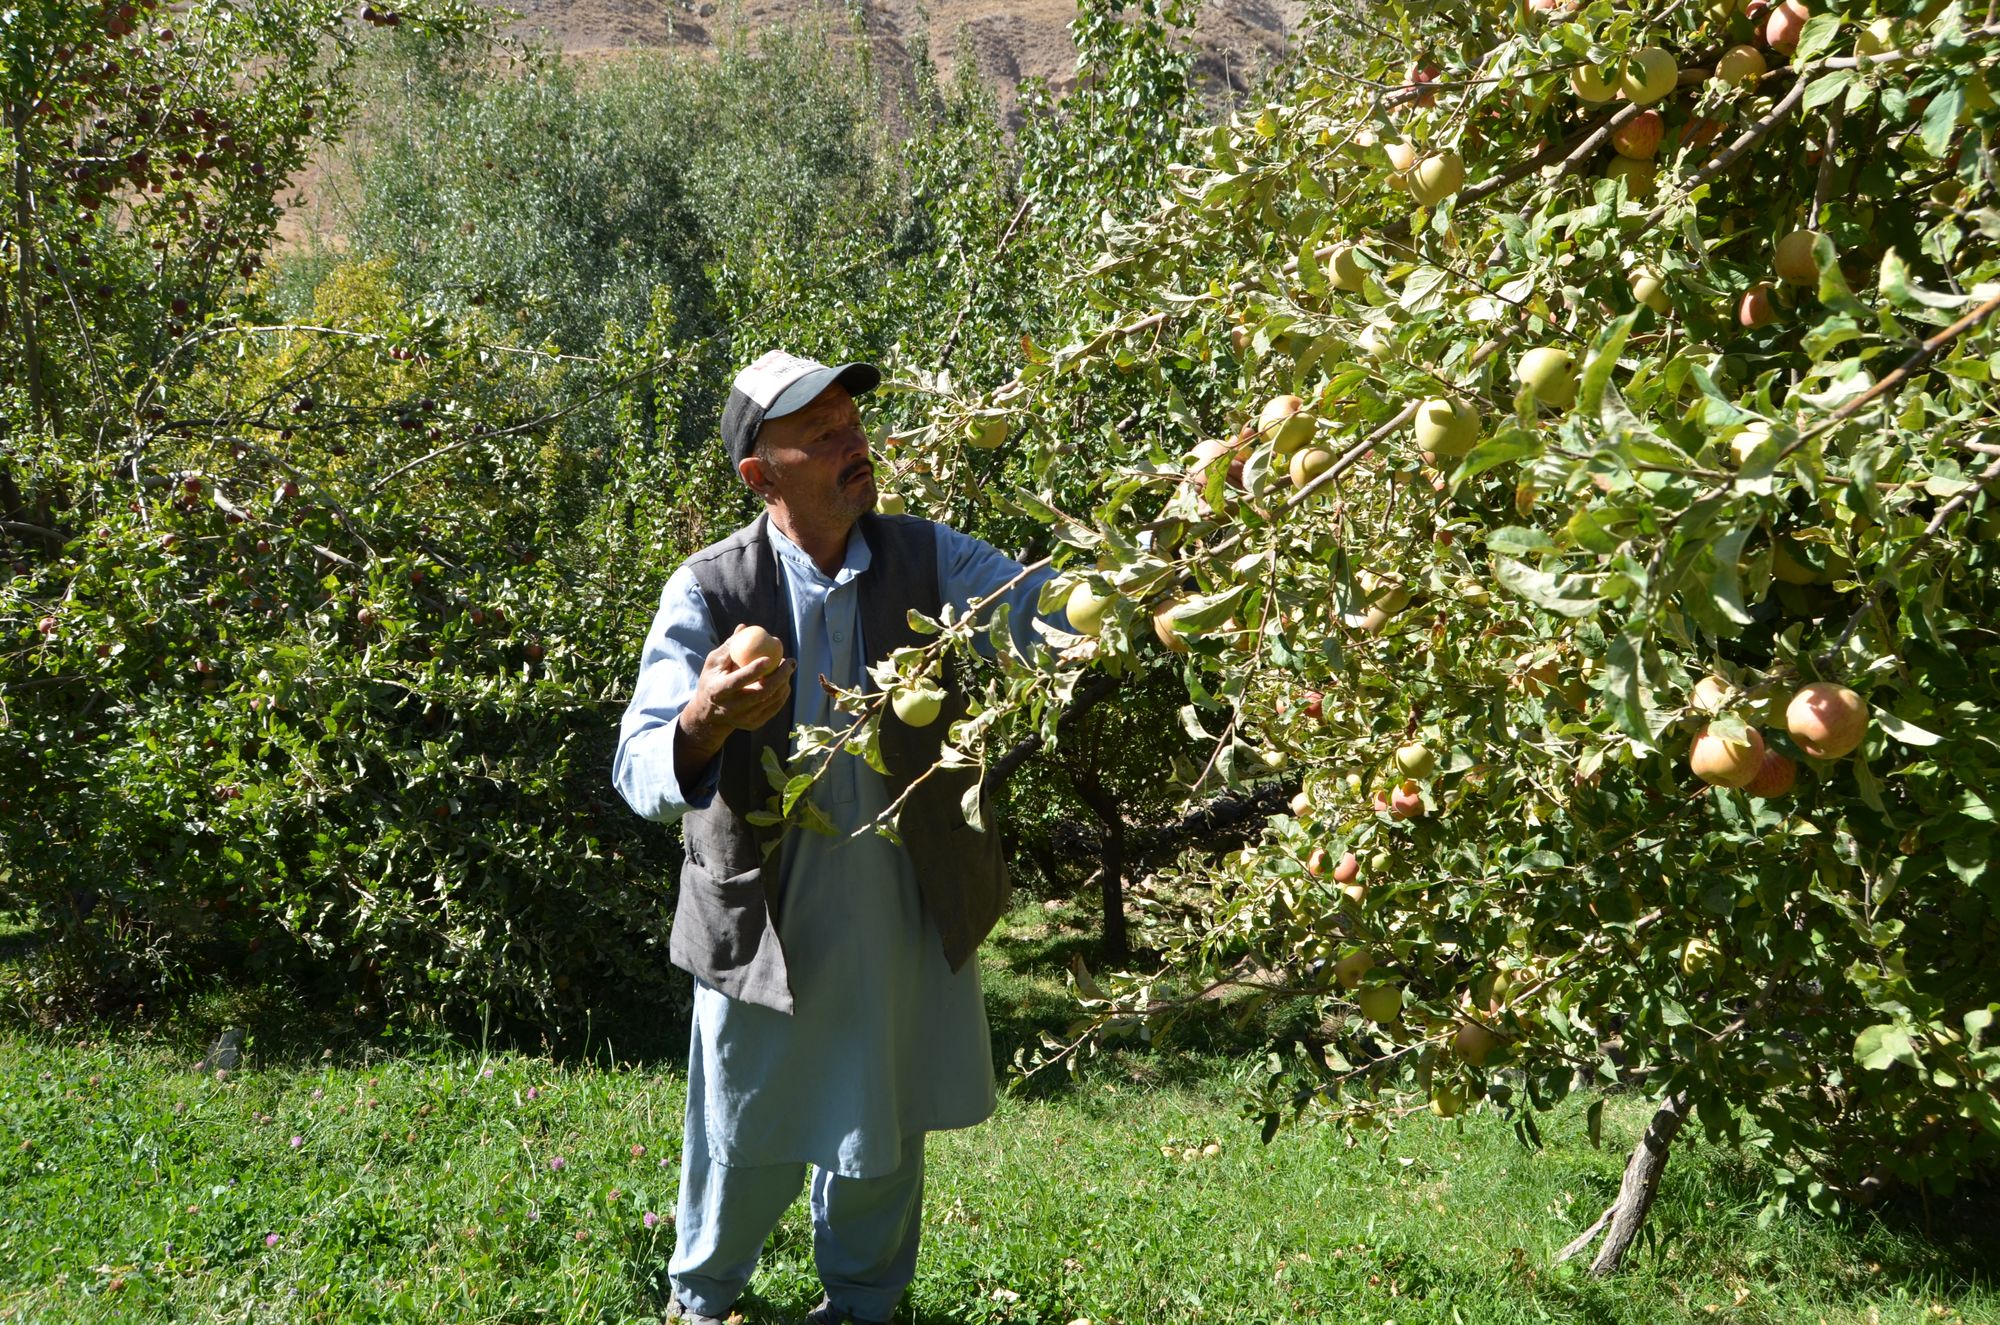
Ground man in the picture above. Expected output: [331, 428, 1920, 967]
[613, 351, 1061, 1325]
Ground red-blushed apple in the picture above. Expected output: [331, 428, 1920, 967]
[1612, 109, 1664, 158]
[1738, 283, 1777, 327]
[1744, 747, 1798, 797]
[1306, 847, 1329, 878]
[1689, 724, 1766, 787]
[1389, 779, 1426, 819]
[1332, 851, 1360, 884]
[1400, 63, 1439, 108]
[1786, 681, 1869, 758]
[1764, 0, 1808, 53]
[1152, 604, 1190, 654]
[1684, 116, 1725, 153]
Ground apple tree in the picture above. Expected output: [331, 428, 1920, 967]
[821, 0, 2000, 1270]
[0, 0, 700, 1033]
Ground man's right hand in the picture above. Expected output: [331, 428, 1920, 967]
[674, 626, 796, 786]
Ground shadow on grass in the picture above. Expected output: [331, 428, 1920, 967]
[981, 908, 1328, 1103]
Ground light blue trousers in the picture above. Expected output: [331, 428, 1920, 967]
[668, 1085, 926, 1323]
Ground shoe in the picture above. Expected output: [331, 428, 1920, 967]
[665, 1297, 736, 1325]
[803, 1297, 893, 1325]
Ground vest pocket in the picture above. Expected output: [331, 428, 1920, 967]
[675, 856, 769, 970]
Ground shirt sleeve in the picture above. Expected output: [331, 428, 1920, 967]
[613, 565, 723, 824]
[933, 522, 1069, 661]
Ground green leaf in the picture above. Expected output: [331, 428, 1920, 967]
[1921, 86, 1965, 158]
[960, 782, 987, 833]
[782, 773, 815, 816]
[1454, 429, 1542, 482]
[1794, 13, 1843, 61]
[1880, 248, 1970, 311]
[1485, 526, 1560, 558]
[1966, 1007, 1996, 1050]
[1581, 312, 1635, 420]
[1802, 69, 1853, 110]
[1855, 1023, 1919, 1071]
[1708, 525, 1755, 627]
[1169, 583, 1250, 633]
[1490, 557, 1602, 617]
[1876, 711, 1941, 746]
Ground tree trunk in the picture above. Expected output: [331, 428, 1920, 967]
[1557, 1091, 1691, 1276]
[1070, 769, 1127, 962]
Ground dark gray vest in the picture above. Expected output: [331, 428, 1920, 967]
[672, 511, 1008, 1013]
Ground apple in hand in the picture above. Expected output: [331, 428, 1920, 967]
[728, 625, 784, 671]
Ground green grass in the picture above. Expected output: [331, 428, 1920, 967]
[0, 903, 1993, 1325]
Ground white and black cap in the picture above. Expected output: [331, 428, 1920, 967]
[721, 350, 880, 466]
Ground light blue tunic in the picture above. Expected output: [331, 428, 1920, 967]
[614, 519, 1060, 1179]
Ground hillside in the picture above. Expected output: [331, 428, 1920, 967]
[481, 0, 1308, 123]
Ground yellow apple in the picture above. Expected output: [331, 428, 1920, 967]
[1774, 228, 1822, 286]
[1572, 63, 1617, 103]
[966, 415, 1009, 449]
[1065, 580, 1112, 636]
[1289, 446, 1336, 489]
[1451, 1021, 1498, 1065]
[1630, 267, 1671, 313]
[1603, 155, 1657, 199]
[1714, 43, 1767, 88]
[1357, 982, 1403, 1024]
[1407, 150, 1465, 207]
[1258, 393, 1318, 455]
[891, 683, 944, 728]
[1334, 949, 1375, 990]
[1326, 242, 1366, 291]
[1395, 741, 1436, 779]
[1515, 345, 1577, 408]
[1412, 397, 1481, 458]
[1617, 47, 1679, 105]
[727, 625, 784, 671]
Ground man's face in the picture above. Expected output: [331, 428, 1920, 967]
[741, 385, 877, 527]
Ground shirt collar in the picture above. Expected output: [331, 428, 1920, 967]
[767, 517, 872, 586]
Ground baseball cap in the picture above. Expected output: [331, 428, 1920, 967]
[721, 350, 881, 465]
